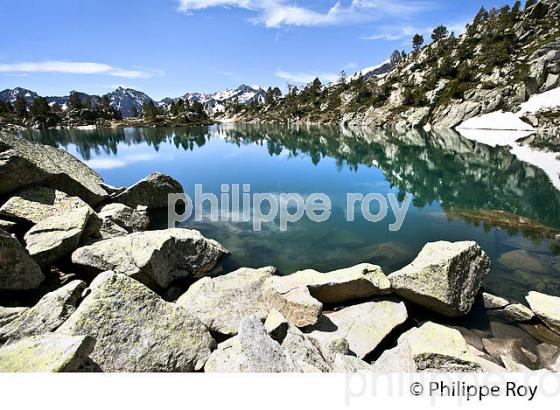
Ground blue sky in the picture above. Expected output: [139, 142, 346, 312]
[0, 0, 517, 100]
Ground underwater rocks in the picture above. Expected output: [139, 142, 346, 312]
[389, 241, 490, 317]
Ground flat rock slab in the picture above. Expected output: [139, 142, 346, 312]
[306, 299, 408, 359]
[0, 228, 44, 290]
[112, 172, 184, 209]
[262, 279, 322, 327]
[57, 272, 215, 372]
[177, 266, 276, 336]
[0, 280, 86, 344]
[0, 133, 108, 205]
[0, 334, 95, 372]
[389, 241, 490, 317]
[72, 228, 228, 289]
[482, 292, 510, 309]
[526, 291, 560, 336]
[25, 206, 100, 267]
[373, 322, 481, 372]
[0, 186, 89, 225]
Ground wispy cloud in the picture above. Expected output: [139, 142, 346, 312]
[177, 0, 433, 28]
[275, 69, 339, 84]
[362, 20, 468, 42]
[0, 61, 164, 79]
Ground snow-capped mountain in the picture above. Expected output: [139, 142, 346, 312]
[0, 87, 40, 105]
[106, 87, 153, 117]
[349, 50, 404, 82]
[163, 84, 266, 116]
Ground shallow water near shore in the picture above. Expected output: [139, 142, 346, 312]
[18, 124, 560, 302]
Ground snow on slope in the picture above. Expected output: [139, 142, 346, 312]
[519, 86, 560, 114]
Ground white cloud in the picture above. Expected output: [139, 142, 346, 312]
[275, 69, 339, 84]
[0, 61, 164, 79]
[178, 0, 432, 28]
[362, 20, 468, 42]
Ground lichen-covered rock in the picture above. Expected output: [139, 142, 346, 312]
[526, 291, 560, 335]
[0, 307, 28, 327]
[277, 263, 391, 305]
[0, 228, 44, 290]
[0, 133, 108, 205]
[389, 241, 490, 317]
[0, 280, 86, 344]
[281, 324, 332, 372]
[262, 279, 322, 327]
[0, 334, 95, 372]
[306, 300, 407, 359]
[98, 203, 149, 239]
[24, 207, 100, 267]
[205, 315, 295, 372]
[482, 292, 510, 309]
[0, 186, 90, 225]
[177, 267, 275, 336]
[57, 272, 215, 372]
[373, 322, 481, 372]
[71, 229, 228, 289]
[112, 172, 183, 209]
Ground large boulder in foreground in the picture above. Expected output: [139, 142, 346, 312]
[373, 322, 481, 372]
[0, 280, 86, 344]
[0, 229, 44, 291]
[305, 300, 408, 359]
[177, 267, 276, 336]
[0, 133, 108, 205]
[72, 228, 228, 289]
[24, 207, 101, 267]
[57, 272, 215, 372]
[0, 186, 89, 225]
[389, 241, 490, 317]
[205, 315, 295, 373]
[0, 334, 94, 372]
[112, 172, 183, 209]
[526, 292, 560, 335]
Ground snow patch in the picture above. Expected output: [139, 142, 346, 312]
[519, 86, 560, 114]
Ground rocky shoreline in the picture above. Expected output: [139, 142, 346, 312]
[0, 131, 559, 373]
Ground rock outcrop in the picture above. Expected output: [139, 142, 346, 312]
[389, 241, 490, 317]
[57, 272, 215, 372]
[177, 267, 276, 336]
[0, 228, 44, 290]
[112, 172, 184, 209]
[0, 133, 108, 205]
[71, 228, 228, 289]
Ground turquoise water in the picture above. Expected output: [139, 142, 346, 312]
[19, 124, 560, 301]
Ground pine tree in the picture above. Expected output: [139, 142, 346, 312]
[412, 34, 424, 51]
[30, 97, 50, 117]
[68, 92, 83, 110]
[338, 70, 347, 84]
[431, 25, 449, 43]
[473, 6, 489, 26]
[15, 96, 28, 118]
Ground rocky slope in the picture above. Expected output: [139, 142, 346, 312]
[1, 131, 559, 372]
[234, 0, 560, 132]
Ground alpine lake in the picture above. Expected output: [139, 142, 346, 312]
[19, 124, 560, 305]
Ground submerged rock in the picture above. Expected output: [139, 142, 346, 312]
[498, 250, 551, 274]
[0, 186, 90, 225]
[71, 228, 228, 289]
[373, 322, 481, 372]
[25, 207, 101, 267]
[0, 280, 86, 344]
[57, 272, 215, 372]
[0, 228, 44, 291]
[176, 266, 276, 336]
[112, 172, 184, 209]
[0, 334, 95, 372]
[526, 291, 560, 335]
[205, 315, 295, 373]
[0, 133, 108, 205]
[389, 241, 490, 317]
[306, 300, 407, 359]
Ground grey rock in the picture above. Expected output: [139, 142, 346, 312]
[331, 354, 372, 373]
[282, 324, 332, 372]
[0, 280, 86, 344]
[112, 172, 184, 209]
[0, 133, 108, 205]
[0, 334, 95, 372]
[205, 315, 295, 372]
[262, 279, 322, 327]
[176, 266, 276, 336]
[72, 228, 228, 289]
[502, 303, 535, 322]
[482, 292, 510, 309]
[535, 344, 560, 370]
[520, 323, 560, 346]
[25, 207, 100, 267]
[469, 346, 508, 372]
[306, 300, 408, 359]
[526, 291, 560, 335]
[57, 272, 215, 372]
[389, 241, 490, 317]
[373, 322, 481, 372]
[0, 228, 44, 290]
[98, 203, 149, 237]
[0, 307, 28, 327]
[501, 356, 531, 372]
[482, 338, 536, 370]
